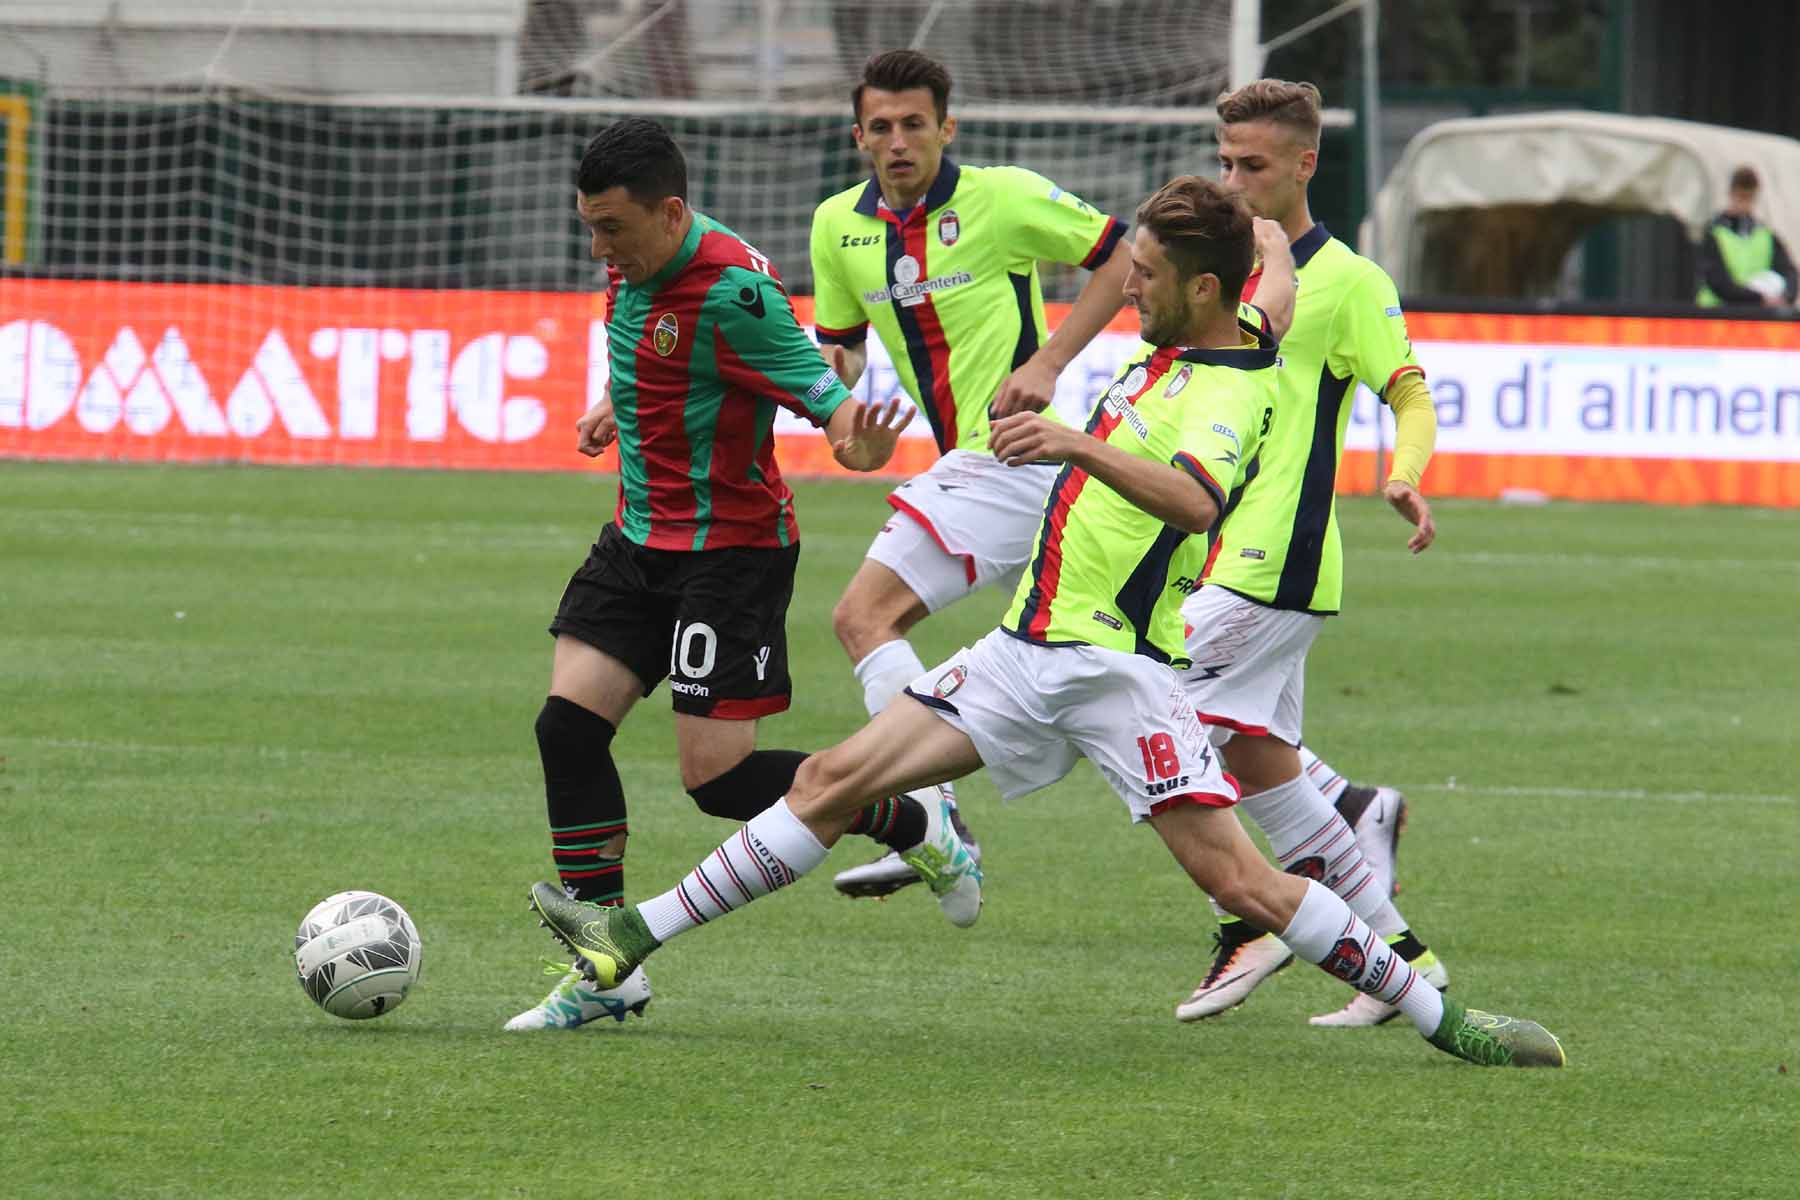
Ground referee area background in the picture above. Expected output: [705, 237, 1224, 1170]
[2, 4, 1795, 1199]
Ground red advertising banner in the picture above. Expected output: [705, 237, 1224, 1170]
[5, 279, 1798, 505]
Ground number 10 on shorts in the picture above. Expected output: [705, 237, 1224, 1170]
[1137, 733, 1181, 781]
[670, 619, 718, 680]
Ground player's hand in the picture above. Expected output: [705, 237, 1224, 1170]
[989, 357, 1059, 419]
[1252, 217, 1294, 275]
[832, 397, 914, 472]
[989, 411, 1086, 467]
[576, 383, 617, 457]
[827, 343, 853, 385]
[1383, 480, 1436, 554]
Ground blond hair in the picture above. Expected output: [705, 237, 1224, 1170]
[1215, 79, 1323, 148]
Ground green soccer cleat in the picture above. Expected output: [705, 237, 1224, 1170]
[1427, 997, 1566, 1068]
[897, 792, 983, 927]
[529, 883, 660, 989]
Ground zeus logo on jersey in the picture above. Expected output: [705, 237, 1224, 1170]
[840, 234, 882, 248]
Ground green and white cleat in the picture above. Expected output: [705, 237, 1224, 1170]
[503, 960, 651, 1031]
[1427, 998, 1566, 1068]
[897, 792, 983, 928]
[529, 883, 659, 989]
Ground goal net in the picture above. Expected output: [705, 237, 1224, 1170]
[1, 1, 1238, 470]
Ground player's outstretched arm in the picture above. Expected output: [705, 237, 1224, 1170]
[576, 379, 616, 456]
[827, 397, 914, 472]
[990, 411, 1218, 533]
[990, 239, 1132, 418]
[1249, 218, 1297, 340]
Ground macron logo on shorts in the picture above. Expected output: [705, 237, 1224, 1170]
[753, 646, 771, 681]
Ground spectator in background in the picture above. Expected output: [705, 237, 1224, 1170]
[1696, 165, 1797, 309]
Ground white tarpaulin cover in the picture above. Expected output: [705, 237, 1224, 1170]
[1362, 111, 1800, 294]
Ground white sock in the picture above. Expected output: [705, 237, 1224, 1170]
[637, 800, 829, 943]
[853, 639, 926, 718]
[1298, 745, 1350, 804]
[1363, 896, 1408, 939]
[1279, 880, 1445, 1035]
[1238, 773, 1388, 927]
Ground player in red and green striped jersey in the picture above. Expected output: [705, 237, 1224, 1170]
[507, 118, 924, 1032]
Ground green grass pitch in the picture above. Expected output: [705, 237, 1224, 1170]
[2, 460, 1795, 1198]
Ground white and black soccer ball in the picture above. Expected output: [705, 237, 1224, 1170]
[294, 891, 422, 1020]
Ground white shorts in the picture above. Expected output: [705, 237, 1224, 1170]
[865, 450, 1058, 613]
[1178, 585, 1325, 746]
[906, 628, 1238, 822]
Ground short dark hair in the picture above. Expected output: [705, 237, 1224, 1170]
[576, 118, 688, 204]
[1134, 176, 1254, 306]
[1730, 165, 1760, 193]
[1215, 78, 1324, 150]
[853, 50, 952, 123]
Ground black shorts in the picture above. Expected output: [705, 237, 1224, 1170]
[549, 523, 798, 719]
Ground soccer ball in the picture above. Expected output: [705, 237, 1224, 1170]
[293, 890, 422, 1019]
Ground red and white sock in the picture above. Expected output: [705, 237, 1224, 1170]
[1279, 880, 1444, 1034]
[1298, 745, 1350, 805]
[637, 800, 829, 943]
[1239, 773, 1388, 926]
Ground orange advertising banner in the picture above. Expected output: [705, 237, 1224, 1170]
[4, 279, 1798, 505]
[1, 279, 611, 470]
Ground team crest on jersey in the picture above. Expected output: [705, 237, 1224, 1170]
[1164, 364, 1193, 397]
[932, 665, 967, 699]
[653, 312, 679, 356]
[937, 209, 961, 245]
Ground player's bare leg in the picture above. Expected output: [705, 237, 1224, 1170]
[1176, 733, 1445, 1022]
[833, 558, 932, 710]
[832, 556, 982, 897]
[529, 696, 985, 985]
[1150, 802, 1560, 1067]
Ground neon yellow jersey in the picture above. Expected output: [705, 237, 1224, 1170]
[1206, 225, 1422, 614]
[809, 159, 1126, 455]
[1002, 316, 1277, 662]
